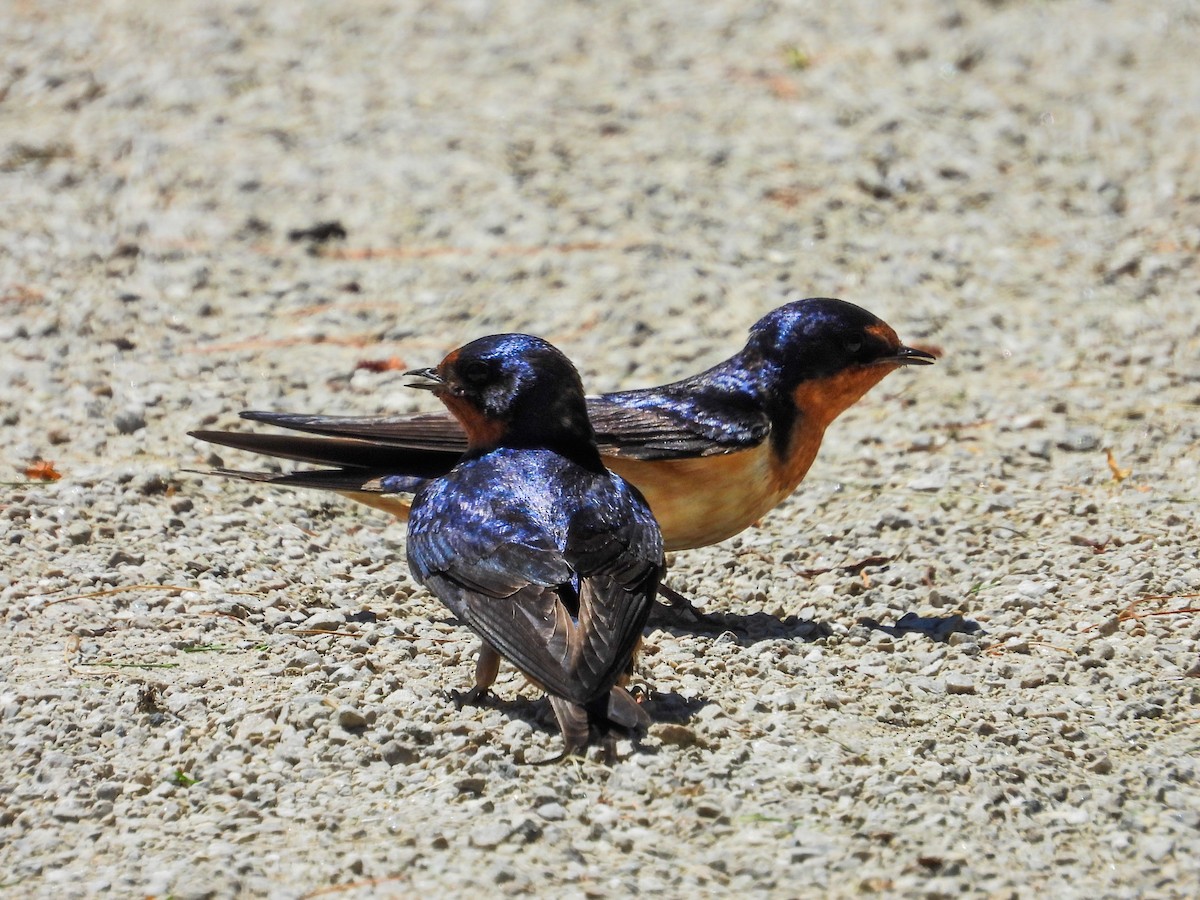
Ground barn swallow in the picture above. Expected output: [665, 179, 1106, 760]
[191, 297, 935, 554]
[402, 333, 664, 759]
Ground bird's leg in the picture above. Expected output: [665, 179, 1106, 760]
[450, 641, 501, 707]
[597, 732, 619, 767]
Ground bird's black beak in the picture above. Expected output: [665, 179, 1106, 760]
[405, 367, 444, 390]
[889, 345, 937, 366]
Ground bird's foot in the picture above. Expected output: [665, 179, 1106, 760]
[524, 748, 571, 767]
[522, 738, 618, 768]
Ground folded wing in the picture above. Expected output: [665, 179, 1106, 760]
[407, 473, 661, 706]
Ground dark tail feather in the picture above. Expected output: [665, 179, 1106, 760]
[603, 685, 650, 732]
[547, 686, 649, 757]
[189, 429, 457, 477]
[548, 696, 591, 756]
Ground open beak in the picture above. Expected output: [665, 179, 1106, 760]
[405, 367, 444, 391]
[887, 345, 937, 366]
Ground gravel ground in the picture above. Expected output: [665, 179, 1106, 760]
[3, 0, 1199, 897]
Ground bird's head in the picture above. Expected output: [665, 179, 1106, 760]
[407, 333, 598, 458]
[745, 297, 935, 427]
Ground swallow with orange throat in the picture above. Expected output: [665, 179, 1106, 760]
[403, 333, 663, 759]
[192, 297, 935, 560]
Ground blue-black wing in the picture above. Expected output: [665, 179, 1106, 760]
[407, 455, 662, 705]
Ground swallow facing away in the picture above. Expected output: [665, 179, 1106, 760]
[192, 297, 935, 555]
[402, 333, 664, 759]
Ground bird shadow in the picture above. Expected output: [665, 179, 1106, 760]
[640, 689, 711, 725]
[445, 686, 706, 740]
[422, 605, 981, 760]
[649, 599, 983, 646]
[648, 602, 832, 644]
[857, 611, 983, 642]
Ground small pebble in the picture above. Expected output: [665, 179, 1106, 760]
[1057, 428, 1101, 453]
[65, 520, 92, 545]
[944, 673, 976, 695]
[469, 823, 511, 850]
[907, 472, 948, 492]
[336, 706, 368, 729]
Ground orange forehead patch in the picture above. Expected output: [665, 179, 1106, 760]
[437, 347, 461, 375]
[866, 320, 900, 348]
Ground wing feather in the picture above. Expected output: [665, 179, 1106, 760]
[228, 392, 771, 464]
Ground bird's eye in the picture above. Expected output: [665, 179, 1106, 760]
[462, 360, 490, 384]
[845, 339, 863, 354]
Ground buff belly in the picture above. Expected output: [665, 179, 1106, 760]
[337, 490, 415, 522]
[609, 445, 797, 551]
